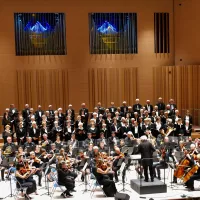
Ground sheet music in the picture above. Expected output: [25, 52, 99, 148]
[130, 154, 141, 160]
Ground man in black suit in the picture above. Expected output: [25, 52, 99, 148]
[108, 102, 117, 118]
[97, 102, 105, 115]
[131, 121, 142, 138]
[79, 103, 89, 126]
[137, 135, 155, 182]
[120, 101, 128, 117]
[66, 104, 75, 122]
[48, 105, 54, 117]
[156, 97, 165, 111]
[133, 99, 142, 113]
[183, 110, 193, 125]
[58, 108, 65, 128]
[169, 99, 177, 115]
[8, 104, 18, 132]
[22, 104, 30, 123]
[183, 120, 192, 136]
[35, 105, 44, 127]
[144, 100, 153, 116]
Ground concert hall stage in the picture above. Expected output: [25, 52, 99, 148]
[130, 179, 167, 194]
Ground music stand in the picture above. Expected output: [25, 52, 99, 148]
[3, 165, 14, 199]
[40, 163, 51, 196]
[81, 162, 91, 193]
[119, 162, 131, 192]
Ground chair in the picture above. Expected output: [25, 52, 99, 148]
[50, 173, 65, 200]
[11, 175, 29, 200]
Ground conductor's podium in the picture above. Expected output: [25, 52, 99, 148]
[130, 179, 167, 194]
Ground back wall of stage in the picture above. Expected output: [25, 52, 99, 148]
[0, 0, 176, 113]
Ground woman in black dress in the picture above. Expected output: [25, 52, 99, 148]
[92, 158, 117, 197]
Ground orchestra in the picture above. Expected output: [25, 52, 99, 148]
[0, 99, 200, 199]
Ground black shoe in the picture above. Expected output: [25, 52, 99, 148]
[38, 183, 42, 187]
[81, 175, 84, 182]
[61, 192, 67, 198]
[157, 177, 161, 180]
[70, 189, 76, 192]
[140, 175, 144, 179]
[144, 179, 148, 182]
[151, 178, 154, 182]
[65, 191, 73, 197]
[188, 187, 195, 191]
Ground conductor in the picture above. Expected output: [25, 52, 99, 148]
[137, 135, 155, 182]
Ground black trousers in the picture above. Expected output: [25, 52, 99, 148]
[58, 178, 75, 192]
[153, 161, 168, 177]
[34, 170, 42, 185]
[186, 174, 200, 189]
[26, 176, 37, 192]
[143, 164, 154, 180]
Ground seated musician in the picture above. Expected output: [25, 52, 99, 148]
[40, 133, 52, 152]
[108, 131, 119, 151]
[153, 146, 169, 180]
[15, 163, 36, 200]
[55, 135, 63, 150]
[0, 149, 5, 181]
[112, 147, 125, 183]
[29, 151, 43, 186]
[124, 131, 136, 147]
[49, 143, 59, 154]
[34, 145, 41, 157]
[67, 133, 78, 149]
[174, 144, 198, 185]
[86, 143, 94, 159]
[185, 154, 200, 191]
[23, 137, 36, 153]
[57, 161, 75, 197]
[2, 136, 16, 157]
[97, 132, 107, 146]
[99, 141, 108, 153]
[92, 156, 117, 197]
[84, 132, 94, 148]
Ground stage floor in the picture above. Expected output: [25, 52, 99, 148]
[1, 164, 200, 200]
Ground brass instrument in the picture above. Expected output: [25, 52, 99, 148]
[165, 127, 176, 137]
[3, 146, 12, 155]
